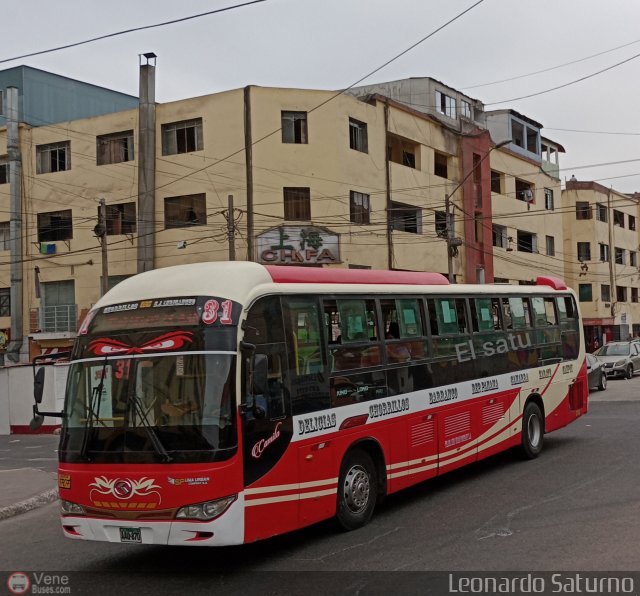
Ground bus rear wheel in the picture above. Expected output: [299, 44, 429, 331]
[521, 401, 544, 459]
[336, 449, 377, 531]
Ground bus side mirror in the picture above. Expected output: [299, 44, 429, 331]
[34, 368, 45, 404]
[30, 411, 44, 431]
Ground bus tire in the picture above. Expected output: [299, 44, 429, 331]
[336, 449, 377, 531]
[521, 401, 544, 459]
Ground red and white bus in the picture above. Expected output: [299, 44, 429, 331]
[33, 262, 588, 546]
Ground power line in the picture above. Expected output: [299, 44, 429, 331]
[460, 36, 640, 90]
[0, 0, 268, 65]
[485, 49, 640, 106]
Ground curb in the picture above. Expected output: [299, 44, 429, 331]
[0, 488, 58, 521]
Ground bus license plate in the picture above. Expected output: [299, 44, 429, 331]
[119, 527, 142, 543]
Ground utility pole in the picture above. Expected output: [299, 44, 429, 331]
[227, 195, 236, 261]
[445, 194, 462, 283]
[96, 199, 109, 296]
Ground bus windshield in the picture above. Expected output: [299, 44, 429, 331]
[59, 294, 242, 464]
[60, 352, 236, 464]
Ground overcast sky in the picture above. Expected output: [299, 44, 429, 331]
[6, 0, 640, 192]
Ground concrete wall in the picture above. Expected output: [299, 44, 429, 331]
[0, 363, 67, 434]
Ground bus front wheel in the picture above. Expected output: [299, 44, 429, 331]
[336, 449, 377, 531]
[521, 401, 544, 459]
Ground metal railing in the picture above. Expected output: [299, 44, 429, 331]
[39, 304, 77, 333]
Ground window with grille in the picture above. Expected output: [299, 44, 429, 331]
[577, 242, 591, 261]
[391, 202, 421, 234]
[161, 118, 204, 155]
[283, 187, 311, 221]
[0, 288, 9, 316]
[0, 222, 9, 250]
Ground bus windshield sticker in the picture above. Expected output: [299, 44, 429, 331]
[89, 331, 194, 356]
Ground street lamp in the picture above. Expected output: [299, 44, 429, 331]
[445, 138, 512, 282]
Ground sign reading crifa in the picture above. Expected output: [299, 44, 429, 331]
[257, 226, 340, 265]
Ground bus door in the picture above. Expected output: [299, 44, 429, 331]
[241, 297, 296, 540]
[283, 296, 334, 527]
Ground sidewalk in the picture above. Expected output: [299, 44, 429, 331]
[0, 434, 59, 520]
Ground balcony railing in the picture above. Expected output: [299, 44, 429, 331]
[39, 304, 77, 333]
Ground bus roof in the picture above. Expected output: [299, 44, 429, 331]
[92, 262, 572, 311]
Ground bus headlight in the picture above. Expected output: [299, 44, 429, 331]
[176, 495, 237, 521]
[60, 499, 86, 516]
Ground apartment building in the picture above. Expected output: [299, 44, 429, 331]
[562, 180, 640, 345]
[0, 68, 571, 362]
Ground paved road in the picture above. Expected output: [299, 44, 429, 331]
[1, 378, 639, 594]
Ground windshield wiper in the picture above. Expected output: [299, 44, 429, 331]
[130, 394, 172, 463]
[79, 357, 108, 461]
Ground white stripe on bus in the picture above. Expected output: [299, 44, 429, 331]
[245, 477, 338, 495]
[245, 488, 337, 507]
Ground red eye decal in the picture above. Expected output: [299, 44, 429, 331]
[89, 332, 194, 356]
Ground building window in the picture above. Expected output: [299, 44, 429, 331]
[630, 215, 637, 231]
[0, 288, 9, 317]
[596, 203, 608, 222]
[161, 118, 203, 155]
[0, 157, 7, 184]
[390, 201, 421, 234]
[461, 99, 472, 119]
[36, 141, 70, 174]
[578, 284, 592, 302]
[515, 179, 534, 204]
[350, 191, 370, 224]
[544, 188, 554, 210]
[402, 151, 416, 168]
[517, 230, 537, 253]
[633, 288, 639, 303]
[492, 224, 507, 248]
[435, 211, 447, 237]
[348, 118, 368, 153]
[631, 251, 638, 267]
[434, 152, 448, 178]
[164, 194, 207, 228]
[613, 210, 625, 227]
[490, 170, 503, 194]
[617, 286, 627, 302]
[615, 247, 625, 265]
[284, 187, 311, 221]
[387, 134, 419, 169]
[575, 202, 592, 220]
[435, 90, 456, 118]
[281, 111, 308, 144]
[100, 203, 137, 235]
[599, 243, 610, 262]
[545, 235, 555, 256]
[601, 284, 611, 303]
[0, 222, 9, 251]
[37, 210, 73, 241]
[577, 242, 591, 261]
[96, 130, 134, 165]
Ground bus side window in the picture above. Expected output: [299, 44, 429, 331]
[244, 296, 287, 420]
[283, 296, 330, 415]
